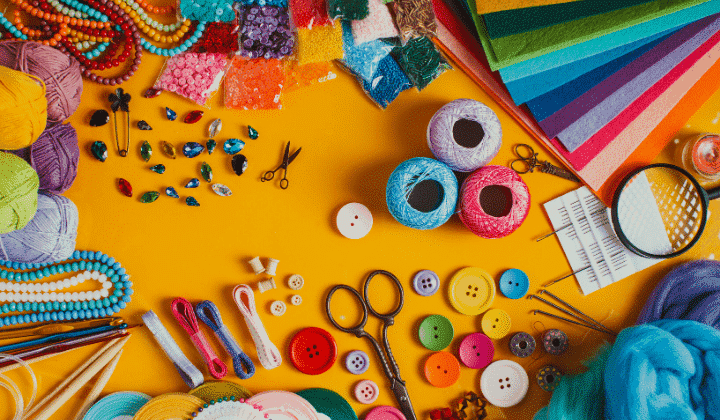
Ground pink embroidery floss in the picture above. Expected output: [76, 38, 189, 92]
[458, 166, 530, 239]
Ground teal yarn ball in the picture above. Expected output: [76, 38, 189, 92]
[0, 151, 39, 234]
[386, 157, 458, 230]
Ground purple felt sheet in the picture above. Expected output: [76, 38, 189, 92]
[539, 14, 720, 153]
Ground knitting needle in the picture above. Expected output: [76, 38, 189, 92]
[539, 289, 615, 335]
[0, 317, 124, 340]
[72, 348, 124, 420]
[0, 323, 127, 353]
[527, 295, 615, 336]
[533, 310, 616, 337]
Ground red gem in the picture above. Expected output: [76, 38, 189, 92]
[118, 178, 132, 197]
[143, 88, 162, 98]
[184, 110, 204, 124]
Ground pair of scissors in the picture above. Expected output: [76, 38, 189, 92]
[262, 142, 301, 189]
[326, 270, 417, 420]
[510, 144, 580, 183]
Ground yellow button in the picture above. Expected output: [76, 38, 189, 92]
[448, 267, 496, 316]
[482, 309, 511, 339]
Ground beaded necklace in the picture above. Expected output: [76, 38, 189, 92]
[0, 250, 133, 328]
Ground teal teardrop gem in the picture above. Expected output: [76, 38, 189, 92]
[140, 192, 159, 203]
[211, 183, 232, 197]
[165, 186, 179, 198]
[248, 125, 259, 140]
[207, 139, 217, 155]
[200, 162, 213, 182]
[140, 141, 152, 162]
[91, 141, 108, 162]
[150, 164, 166, 174]
[223, 139, 245, 155]
[166, 107, 177, 121]
[186, 197, 200, 206]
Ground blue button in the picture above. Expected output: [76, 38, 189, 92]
[345, 350, 370, 375]
[413, 270, 440, 296]
[499, 269, 529, 299]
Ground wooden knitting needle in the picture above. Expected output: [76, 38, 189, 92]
[72, 348, 124, 420]
[0, 349, 71, 375]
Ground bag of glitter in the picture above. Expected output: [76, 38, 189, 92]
[391, 36, 450, 91]
[178, 0, 236, 22]
[290, 0, 332, 28]
[341, 54, 412, 109]
[327, 0, 370, 21]
[191, 22, 240, 54]
[224, 56, 285, 110]
[153, 52, 231, 107]
[237, 5, 295, 59]
[392, 0, 437, 43]
[340, 20, 393, 82]
[284, 61, 337, 92]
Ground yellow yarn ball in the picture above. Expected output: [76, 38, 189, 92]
[0, 65, 48, 150]
[0, 151, 39, 234]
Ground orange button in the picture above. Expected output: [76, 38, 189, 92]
[423, 351, 460, 388]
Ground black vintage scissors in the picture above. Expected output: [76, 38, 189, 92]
[326, 270, 416, 420]
[510, 143, 580, 183]
[262, 142, 301, 189]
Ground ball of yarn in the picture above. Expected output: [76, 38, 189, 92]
[11, 123, 79, 194]
[458, 165, 530, 239]
[0, 152, 39, 234]
[0, 41, 82, 125]
[0, 65, 47, 150]
[386, 157, 458, 230]
[636, 259, 720, 331]
[0, 191, 78, 264]
[427, 98, 502, 172]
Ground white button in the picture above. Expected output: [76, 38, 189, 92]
[336, 203, 373, 239]
[288, 274, 305, 291]
[291, 295, 302, 306]
[480, 360, 529, 408]
[270, 301, 286, 316]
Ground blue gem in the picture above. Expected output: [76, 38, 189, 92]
[150, 164, 166, 174]
[165, 186, 179, 198]
[185, 178, 200, 188]
[183, 142, 205, 158]
[207, 139, 217, 154]
[223, 138, 245, 155]
[166, 107, 177, 121]
[187, 197, 200, 206]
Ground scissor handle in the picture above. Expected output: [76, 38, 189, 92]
[326, 284, 368, 336]
[510, 158, 534, 174]
[363, 270, 404, 323]
[261, 170, 275, 182]
[280, 177, 289, 190]
[514, 143, 536, 159]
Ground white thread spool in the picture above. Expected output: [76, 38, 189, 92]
[257, 278, 276, 294]
[427, 98, 502, 172]
[266, 258, 280, 276]
[248, 256, 265, 275]
[290, 295, 302, 306]
[288, 274, 304, 291]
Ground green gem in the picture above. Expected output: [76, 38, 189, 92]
[222, 396, 228, 401]
[203, 404, 209, 408]
[248, 125, 259, 140]
[140, 141, 152, 162]
[210, 400, 215, 404]
[230, 396, 236, 401]
[140, 192, 159, 203]
[200, 162, 213, 182]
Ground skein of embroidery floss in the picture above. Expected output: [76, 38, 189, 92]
[386, 157, 458, 230]
[0, 65, 47, 150]
[458, 165, 530, 239]
[0, 191, 78, 264]
[427, 99, 502, 172]
[0, 152, 39, 234]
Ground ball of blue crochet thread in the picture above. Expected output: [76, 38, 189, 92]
[386, 157, 458, 230]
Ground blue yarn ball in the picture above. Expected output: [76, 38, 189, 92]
[386, 157, 458, 230]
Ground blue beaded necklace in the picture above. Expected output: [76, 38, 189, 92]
[0, 250, 133, 328]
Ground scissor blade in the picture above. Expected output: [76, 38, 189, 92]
[282, 142, 291, 166]
[287, 147, 302, 165]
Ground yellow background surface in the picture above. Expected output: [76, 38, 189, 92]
[3, 49, 720, 420]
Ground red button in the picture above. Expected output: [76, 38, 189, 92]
[289, 327, 338, 375]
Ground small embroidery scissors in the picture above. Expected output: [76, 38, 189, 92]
[326, 270, 417, 420]
[262, 141, 301, 189]
[510, 144, 580, 183]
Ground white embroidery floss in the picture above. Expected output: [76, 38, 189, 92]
[248, 257, 265, 275]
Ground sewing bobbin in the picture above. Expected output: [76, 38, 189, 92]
[509, 332, 535, 358]
[536, 365, 562, 392]
[248, 257, 265, 275]
[257, 278, 277, 294]
[543, 329, 568, 356]
[266, 258, 280, 276]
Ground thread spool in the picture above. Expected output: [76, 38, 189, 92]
[132, 393, 204, 420]
[0, 41, 82, 125]
[681, 133, 720, 182]
[386, 157, 458, 230]
[257, 278, 276, 293]
[0, 192, 78, 264]
[542, 329, 568, 356]
[248, 256, 265, 275]
[83, 391, 151, 420]
[266, 258, 280, 276]
[0, 152, 39, 235]
[10, 123, 79, 194]
[458, 165, 530, 239]
[0, 65, 47, 150]
[427, 99, 502, 172]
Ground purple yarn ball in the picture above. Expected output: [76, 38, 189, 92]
[637, 260, 720, 331]
[0, 192, 78, 264]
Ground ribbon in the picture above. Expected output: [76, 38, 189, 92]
[171, 298, 227, 380]
[140, 310, 204, 389]
[232, 285, 282, 370]
[195, 300, 255, 379]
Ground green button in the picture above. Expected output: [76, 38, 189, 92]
[418, 314, 454, 351]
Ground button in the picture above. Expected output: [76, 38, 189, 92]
[412, 270, 440, 296]
[543, 329, 568, 355]
[345, 350, 370, 375]
[458, 333, 494, 369]
[354, 379, 379, 404]
[424, 351, 460, 388]
[289, 327, 338, 375]
[536, 365, 562, 392]
[418, 315, 454, 351]
[448, 267, 495, 316]
[509, 332, 535, 358]
[499, 269, 529, 299]
[337, 203, 373, 239]
[480, 360, 529, 408]
[270, 301, 286, 316]
[288, 274, 305, 290]
[365, 406, 406, 420]
[481, 309, 511, 340]
[291, 295, 303, 306]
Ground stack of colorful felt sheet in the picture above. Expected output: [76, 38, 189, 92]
[432, 0, 720, 204]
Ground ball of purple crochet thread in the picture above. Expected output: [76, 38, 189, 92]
[0, 41, 83, 125]
[637, 260, 720, 331]
[10, 123, 79, 194]
[0, 192, 78, 264]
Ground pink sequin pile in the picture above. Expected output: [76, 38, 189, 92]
[155, 52, 229, 105]
[351, 0, 398, 45]
[225, 57, 285, 110]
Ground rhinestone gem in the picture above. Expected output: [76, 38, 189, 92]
[223, 138, 245, 155]
[118, 178, 132, 197]
[166, 107, 177, 121]
[143, 88, 162, 98]
[150, 164, 166, 174]
[207, 139, 217, 155]
[183, 142, 205, 158]
[162, 141, 177, 159]
[89, 110, 110, 127]
[212, 183, 232, 196]
[201, 162, 213, 182]
[137, 120, 152, 130]
[232, 154, 248, 175]
[184, 110, 204, 124]
[186, 196, 200, 206]
[248, 125, 259, 139]
[185, 178, 200, 188]
[166, 186, 180, 198]
[140, 141, 152, 162]
[91, 141, 108, 162]
[140, 192, 159, 203]
[208, 119, 222, 138]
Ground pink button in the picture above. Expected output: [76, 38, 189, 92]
[458, 333, 494, 369]
[354, 379, 379, 404]
[365, 406, 407, 420]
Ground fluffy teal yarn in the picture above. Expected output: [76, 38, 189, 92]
[386, 157, 458, 230]
[535, 319, 720, 420]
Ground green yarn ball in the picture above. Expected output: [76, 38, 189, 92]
[0, 151, 39, 234]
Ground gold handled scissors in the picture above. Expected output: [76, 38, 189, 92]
[510, 144, 580, 183]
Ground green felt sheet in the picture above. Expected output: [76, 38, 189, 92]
[486, 0, 708, 69]
[483, 0, 654, 39]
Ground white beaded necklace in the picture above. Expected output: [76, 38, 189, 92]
[0, 271, 111, 303]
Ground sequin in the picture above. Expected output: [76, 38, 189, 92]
[224, 57, 284, 110]
[155, 53, 229, 106]
[201, 162, 213, 182]
[212, 183, 233, 196]
[208, 119, 222, 138]
[327, 0, 368, 20]
[238, 6, 295, 60]
[392, 36, 450, 90]
[118, 178, 132, 197]
[360, 55, 412, 108]
[184, 110, 204, 124]
[150, 164, 166, 174]
[166, 186, 180, 198]
[137, 120, 152, 130]
[232, 154, 248, 175]
[296, 25, 344, 65]
[165, 107, 177, 121]
[185, 178, 200, 188]
[192, 22, 240, 54]
[162, 141, 178, 159]
[341, 21, 392, 82]
[186, 196, 201, 206]
[289, 0, 330, 28]
[284, 61, 336, 92]
[351, 0, 399, 44]
[393, 0, 437, 42]
[240, 0, 287, 6]
[140, 141, 152, 162]
[141, 192, 160, 203]
[223, 138, 245, 155]
[183, 142, 205, 158]
[91, 141, 108, 162]
[89, 110, 109, 127]
[179, 0, 235, 22]
[207, 139, 217, 154]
